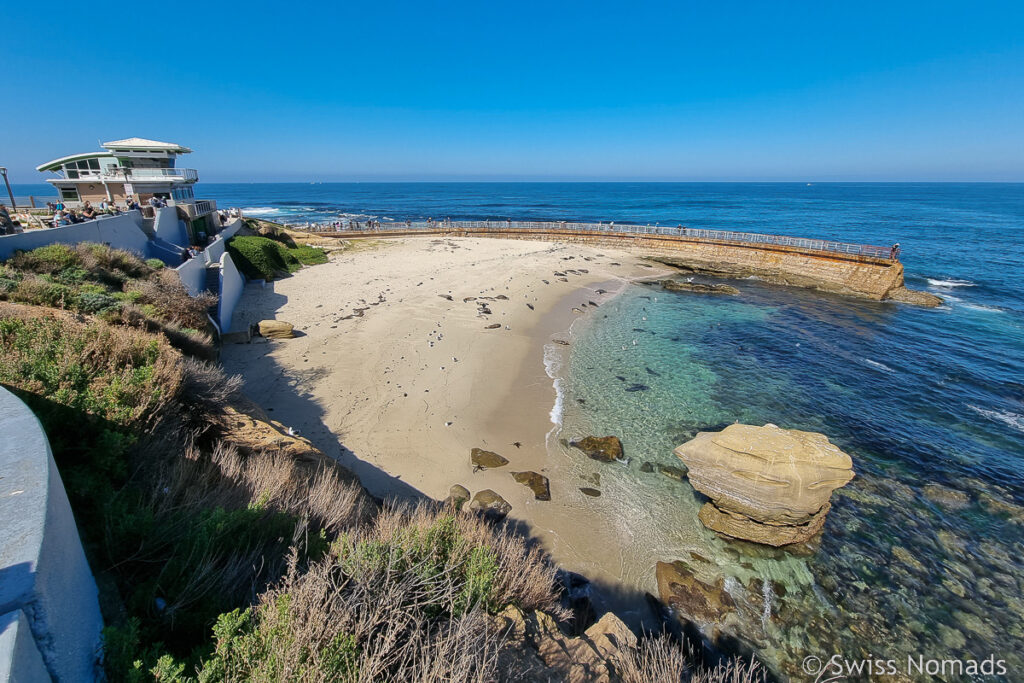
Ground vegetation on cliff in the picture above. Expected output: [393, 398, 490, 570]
[227, 224, 327, 281]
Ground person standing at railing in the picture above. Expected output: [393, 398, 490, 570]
[890, 243, 901, 261]
[0, 203, 15, 235]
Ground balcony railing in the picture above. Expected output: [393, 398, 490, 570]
[178, 199, 217, 218]
[107, 168, 199, 181]
[60, 168, 198, 182]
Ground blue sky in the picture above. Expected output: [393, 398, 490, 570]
[3, 1, 1023, 182]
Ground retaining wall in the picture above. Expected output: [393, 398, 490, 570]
[175, 255, 208, 296]
[0, 211, 150, 262]
[218, 252, 244, 332]
[322, 227, 904, 300]
[153, 206, 190, 249]
[203, 218, 243, 264]
[0, 387, 104, 681]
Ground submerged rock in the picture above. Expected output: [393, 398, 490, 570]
[660, 279, 740, 295]
[655, 561, 735, 625]
[675, 423, 855, 546]
[571, 436, 624, 463]
[922, 483, 970, 509]
[887, 286, 944, 307]
[657, 464, 688, 482]
[512, 471, 551, 501]
[469, 489, 512, 520]
[579, 487, 601, 497]
[471, 448, 509, 469]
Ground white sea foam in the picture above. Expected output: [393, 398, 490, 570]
[543, 343, 566, 426]
[961, 303, 1004, 313]
[863, 358, 895, 373]
[241, 206, 282, 216]
[927, 278, 976, 288]
[968, 405, 1024, 433]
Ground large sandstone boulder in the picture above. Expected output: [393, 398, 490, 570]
[258, 320, 295, 339]
[471, 448, 509, 469]
[444, 484, 470, 510]
[469, 489, 512, 521]
[675, 423, 854, 546]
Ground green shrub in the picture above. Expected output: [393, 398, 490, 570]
[227, 236, 301, 280]
[10, 277, 78, 308]
[53, 266, 90, 285]
[145, 258, 166, 270]
[10, 243, 80, 273]
[289, 245, 328, 266]
[78, 292, 121, 314]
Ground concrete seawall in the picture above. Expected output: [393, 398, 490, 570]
[315, 227, 937, 304]
[0, 387, 104, 681]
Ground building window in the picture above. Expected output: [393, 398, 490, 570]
[60, 188, 80, 201]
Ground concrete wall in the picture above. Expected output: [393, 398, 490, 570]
[176, 254, 208, 296]
[218, 252, 244, 332]
[324, 228, 905, 300]
[0, 611, 50, 682]
[0, 211, 150, 261]
[204, 217, 243, 264]
[0, 388, 104, 681]
[153, 206, 191, 249]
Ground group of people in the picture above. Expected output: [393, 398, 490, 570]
[0, 203, 20, 235]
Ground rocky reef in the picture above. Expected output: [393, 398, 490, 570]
[659, 279, 740, 295]
[675, 424, 855, 546]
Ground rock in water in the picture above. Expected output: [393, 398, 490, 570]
[258, 320, 295, 338]
[469, 489, 512, 520]
[471, 448, 509, 469]
[675, 423, 854, 546]
[512, 471, 551, 501]
[570, 436, 624, 463]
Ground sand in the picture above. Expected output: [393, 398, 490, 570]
[222, 236, 673, 606]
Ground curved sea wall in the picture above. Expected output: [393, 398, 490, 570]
[0, 387, 103, 681]
[315, 226, 936, 303]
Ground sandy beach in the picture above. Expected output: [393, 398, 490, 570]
[222, 236, 671, 596]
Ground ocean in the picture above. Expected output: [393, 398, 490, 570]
[15, 181, 1024, 676]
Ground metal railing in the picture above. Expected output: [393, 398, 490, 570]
[300, 219, 895, 260]
[106, 167, 199, 181]
[60, 168, 198, 181]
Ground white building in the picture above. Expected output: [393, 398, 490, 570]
[36, 137, 218, 234]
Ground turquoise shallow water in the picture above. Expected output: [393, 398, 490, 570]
[556, 277, 1024, 678]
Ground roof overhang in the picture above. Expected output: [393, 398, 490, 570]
[36, 152, 115, 173]
[101, 138, 192, 154]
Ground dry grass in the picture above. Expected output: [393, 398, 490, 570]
[124, 269, 217, 330]
[612, 633, 766, 683]
[161, 441, 374, 536]
[199, 548, 505, 682]
[357, 503, 564, 616]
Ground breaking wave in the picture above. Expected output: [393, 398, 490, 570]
[968, 405, 1024, 433]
